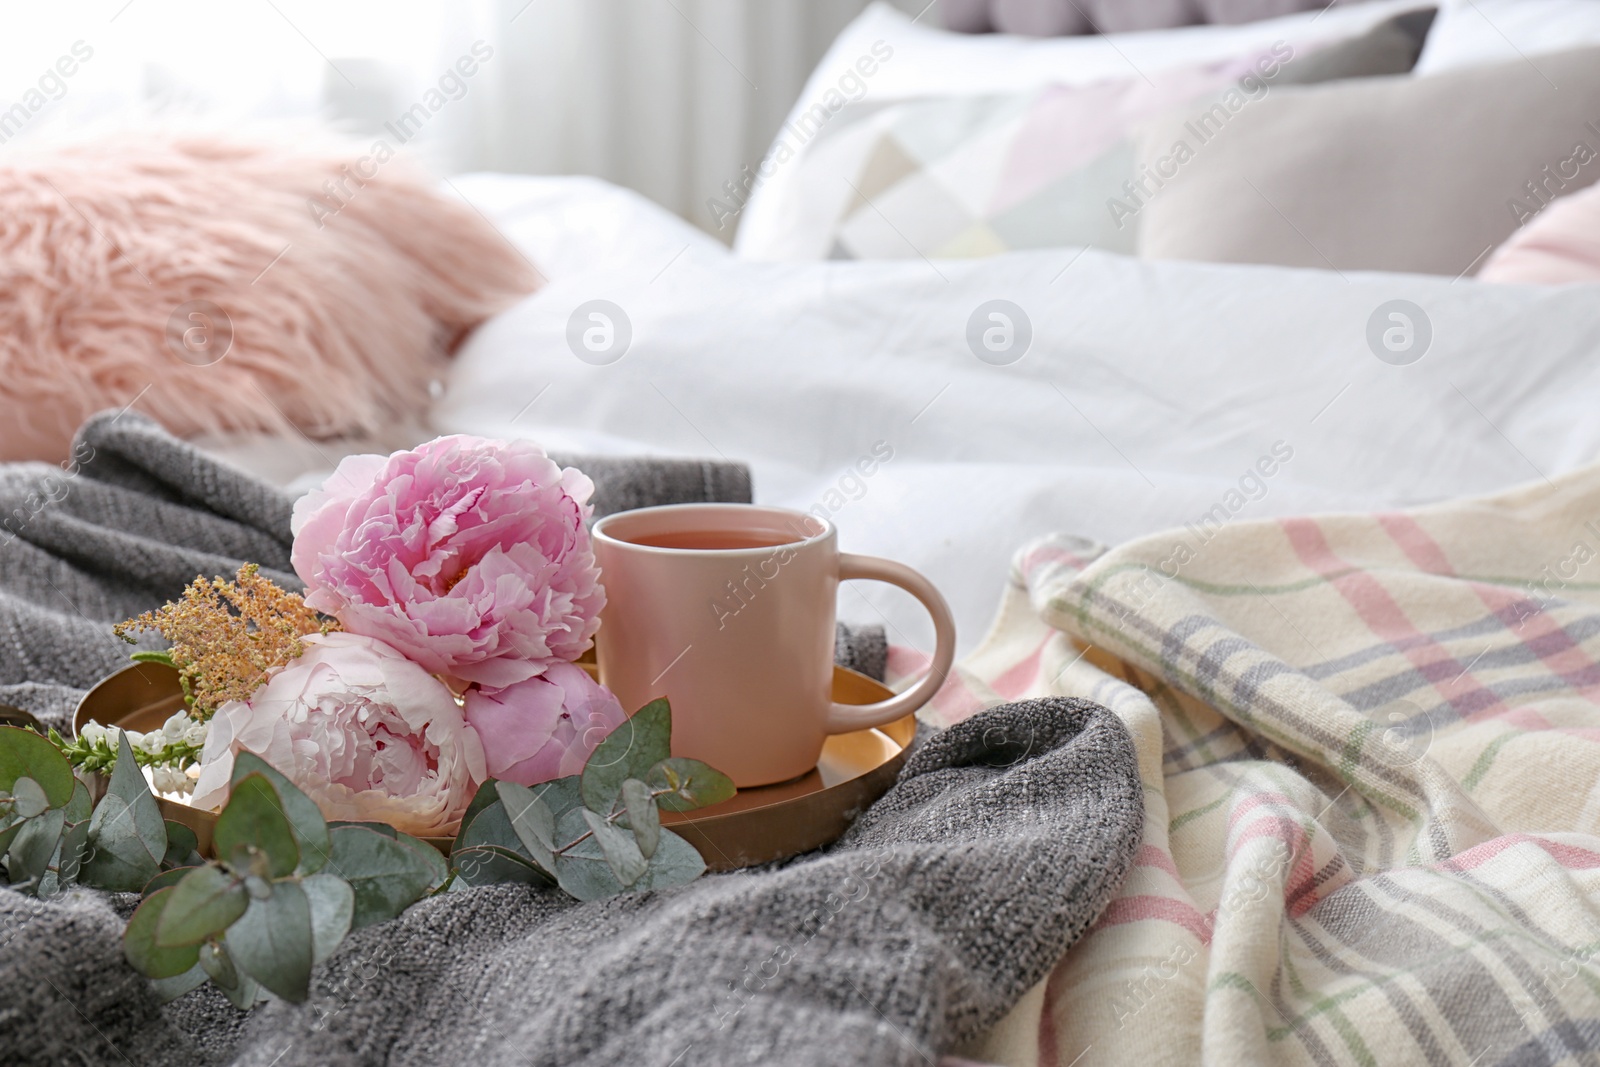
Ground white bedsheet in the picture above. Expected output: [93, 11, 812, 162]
[207, 175, 1600, 656]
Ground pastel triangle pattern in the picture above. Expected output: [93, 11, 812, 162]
[797, 52, 1275, 261]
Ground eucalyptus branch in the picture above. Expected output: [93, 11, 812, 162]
[551, 785, 674, 856]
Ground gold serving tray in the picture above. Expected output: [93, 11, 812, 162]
[74, 662, 913, 872]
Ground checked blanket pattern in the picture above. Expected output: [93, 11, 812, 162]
[926, 466, 1600, 1066]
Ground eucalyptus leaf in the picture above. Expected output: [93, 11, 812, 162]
[634, 828, 708, 891]
[124, 887, 202, 979]
[645, 757, 737, 813]
[553, 852, 626, 902]
[51, 817, 91, 892]
[580, 699, 671, 813]
[230, 753, 329, 875]
[7, 807, 64, 888]
[581, 809, 647, 886]
[149, 961, 208, 1003]
[106, 728, 166, 848]
[452, 844, 553, 887]
[550, 821, 707, 900]
[496, 782, 555, 869]
[450, 778, 503, 855]
[0, 818, 22, 859]
[227, 880, 314, 1002]
[198, 940, 240, 993]
[303, 872, 355, 965]
[215, 774, 299, 879]
[219, 972, 260, 1011]
[329, 825, 445, 929]
[530, 775, 588, 822]
[452, 800, 542, 870]
[142, 865, 197, 897]
[79, 797, 158, 891]
[0, 724, 75, 808]
[392, 832, 450, 889]
[162, 822, 201, 870]
[63, 779, 91, 824]
[203, 942, 260, 1011]
[554, 827, 705, 898]
[619, 778, 660, 858]
[156, 865, 249, 948]
[11, 777, 46, 819]
[331, 823, 448, 892]
[79, 733, 166, 891]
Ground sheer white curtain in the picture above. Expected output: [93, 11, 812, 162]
[0, 0, 925, 238]
[450, 0, 882, 235]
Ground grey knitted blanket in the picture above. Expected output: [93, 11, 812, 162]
[0, 412, 1144, 1066]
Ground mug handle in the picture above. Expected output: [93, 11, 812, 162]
[825, 553, 957, 733]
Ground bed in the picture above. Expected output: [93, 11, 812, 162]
[23, 0, 1600, 1063]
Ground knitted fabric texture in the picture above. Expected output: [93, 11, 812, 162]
[1, 696, 1141, 1066]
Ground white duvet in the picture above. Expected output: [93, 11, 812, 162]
[210, 175, 1600, 656]
[412, 174, 1600, 655]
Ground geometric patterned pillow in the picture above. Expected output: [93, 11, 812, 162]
[754, 51, 1289, 261]
[737, 8, 1433, 261]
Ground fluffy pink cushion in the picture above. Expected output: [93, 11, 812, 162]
[1480, 183, 1600, 285]
[0, 130, 539, 461]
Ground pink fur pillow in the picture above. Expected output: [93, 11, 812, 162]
[0, 130, 539, 461]
[1480, 183, 1600, 285]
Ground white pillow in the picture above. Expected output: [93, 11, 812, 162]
[445, 173, 727, 282]
[736, 0, 1436, 259]
[1415, 0, 1600, 74]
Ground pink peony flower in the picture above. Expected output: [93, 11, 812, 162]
[463, 660, 628, 787]
[290, 435, 604, 688]
[191, 632, 488, 838]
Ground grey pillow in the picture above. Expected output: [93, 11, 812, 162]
[943, 0, 1391, 35]
[992, 0, 1093, 35]
[1132, 45, 1600, 276]
[1085, 0, 1202, 34]
[1274, 6, 1435, 83]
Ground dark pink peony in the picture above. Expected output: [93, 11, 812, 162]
[290, 435, 604, 687]
[463, 660, 628, 786]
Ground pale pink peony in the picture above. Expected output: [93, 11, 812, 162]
[463, 660, 628, 787]
[290, 435, 604, 688]
[191, 632, 488, 838]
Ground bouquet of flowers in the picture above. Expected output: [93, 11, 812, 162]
[0, 436, 733, 1009]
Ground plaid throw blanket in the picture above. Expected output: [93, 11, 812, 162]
[930, 467, 1600, 1066]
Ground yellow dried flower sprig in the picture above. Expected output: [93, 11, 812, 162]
[113, 564, 339, 720]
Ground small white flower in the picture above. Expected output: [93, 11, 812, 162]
[152, 765, 186, 794]
[162, 713, 189, 741]
[104, 726, 122, 748]
[139, 731, 166, 755]
[78, 722, 106, 746]
[182, 723, 208, 747]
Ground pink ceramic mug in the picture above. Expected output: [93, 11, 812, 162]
[591, 503, 956, 788]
